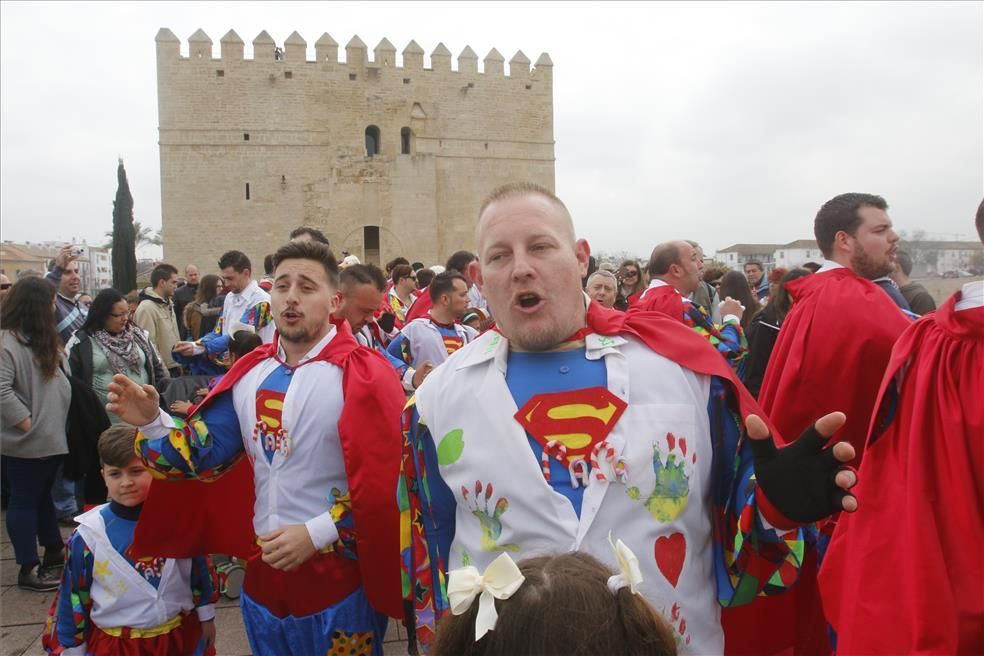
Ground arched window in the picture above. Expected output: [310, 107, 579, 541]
[400, 127, 413, 155]
[365, 125, 380, 157]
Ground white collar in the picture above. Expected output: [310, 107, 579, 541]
[647, 278, 672, 290]
[955, 280, 984, 311]
[816, 259, 845, 274]
[231, 280, 259, 299]
[275, 324, 337, 365]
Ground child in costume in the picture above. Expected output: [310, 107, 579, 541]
[43, 424, 218, 655]
[432, 544, 676, 656]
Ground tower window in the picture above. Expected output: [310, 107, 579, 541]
[364, 226, 380, 264]
[216, 69, 225, 77]
[400, 127, 413, 155]
[243, 133, 250, 141]
[245, 183, 250, 200]
[365, 125, 380, 157]
[284, 71, 293, 79]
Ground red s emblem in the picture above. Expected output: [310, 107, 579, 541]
[514, 387, 627, 463]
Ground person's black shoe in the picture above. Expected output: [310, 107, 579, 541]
[17, 565, 60, 592]
[41, 551, 65, 576]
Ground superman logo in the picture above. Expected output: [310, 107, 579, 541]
[443, 335, 464, 355]
[514, 387, 627, 463]
[255, 389, 288, 462]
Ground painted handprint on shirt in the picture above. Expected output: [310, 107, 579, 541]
[462, 480, 520, 552]
[627, 432, 695, 522]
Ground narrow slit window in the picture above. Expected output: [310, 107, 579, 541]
[365, 125, 380, 157]
[400, 127, 412, 155]
[245, 183, 250, 200]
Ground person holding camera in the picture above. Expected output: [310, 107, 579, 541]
[45, 245, 86, 346]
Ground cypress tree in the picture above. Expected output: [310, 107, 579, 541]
[111, 158, 137, 292]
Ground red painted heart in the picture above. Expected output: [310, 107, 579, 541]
[654, 532, 686, 588]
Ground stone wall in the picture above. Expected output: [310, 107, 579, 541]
[156, 29, 555, 270]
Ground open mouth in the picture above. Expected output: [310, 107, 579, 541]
[514, 292, 544, 312]
[281, 310, 303, 322]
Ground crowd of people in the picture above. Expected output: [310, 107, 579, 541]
[0, 186, 980, 656]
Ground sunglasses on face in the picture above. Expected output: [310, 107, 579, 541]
[623, 270, 639, 278]
[0, 283, 11, 290]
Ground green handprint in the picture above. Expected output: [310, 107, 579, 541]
[626, 432, 693, 522]
[461, 480, 520, 552]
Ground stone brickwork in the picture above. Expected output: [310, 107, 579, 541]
[156, 29, 555, 270]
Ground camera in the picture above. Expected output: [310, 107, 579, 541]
[71, 244, 87, 258]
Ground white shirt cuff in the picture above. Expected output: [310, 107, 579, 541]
[402, 367, 416, 391]
[62, 645, 87, 656]
[304, 512, 340, 551]
[192, 344, 206, 356]
[722, 314, 741, 325]
[138, 408, 178, 439]
[196, 603, 216, 622]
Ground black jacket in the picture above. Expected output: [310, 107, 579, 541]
[743, 303, 781, 399]
[68, 330, 168, 393]
[64, 375, 110, 504]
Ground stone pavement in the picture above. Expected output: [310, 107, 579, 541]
[1, 512, 410, 655]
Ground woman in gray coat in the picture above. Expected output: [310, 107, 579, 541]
[0, 277, 71, 591]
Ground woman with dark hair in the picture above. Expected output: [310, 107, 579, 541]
[717, 270, 761, 334]
[614, 259, 646, 311]
[0, 278, 71, 591]
[183, 273, 223, 339]
[743, 267, 812, 398]
[67, 288, 168, 424]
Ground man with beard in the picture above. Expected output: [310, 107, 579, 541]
[173, 264, 200, 338]
[104, 242, 405, 654]
[724, 193, 912, 655]
[398, 183, 859, 654]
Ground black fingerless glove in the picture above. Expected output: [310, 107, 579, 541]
[378, 313, 397, 333]
[750, 424, 853, 525]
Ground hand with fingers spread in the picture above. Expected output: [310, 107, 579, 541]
[259, 525, 317, 571]
[745, 411, 858, 525]
[106, 373, 162, 426]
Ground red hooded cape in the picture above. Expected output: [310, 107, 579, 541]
[629, 284, 686, 316]
[129, 323, 406, 619]
[819, 294, 984, 654]
[404, 288, 432, 324]
[724, 267, 911, 655]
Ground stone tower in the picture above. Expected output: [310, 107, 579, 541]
[155, 28, 555, 270]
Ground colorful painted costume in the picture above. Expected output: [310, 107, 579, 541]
[192, 281, 274, 368]
[130, 324, 405, 655]
[821, 285, 984, 654]
[43, 501, 217, 655]
[400, 299, 811, 654]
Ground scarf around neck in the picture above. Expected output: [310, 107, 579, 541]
[92, 326, 151, 376]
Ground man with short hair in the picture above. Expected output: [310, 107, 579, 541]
[45, 245, 86, 345]
[584, 270, 618, 309]
[821, 201, 984, 655]
[635, 240, 746, 367]
[890, 250, 935, 315]
[173, 264, 200, 339]
[744, 261, 769, 302]
[400, 183, 859, 654]
[289, 226, 330, 246]
[134, 263, 181, 377]
[332, 263, 398, 354]
[739, 193, 912, 655]
[259, 254, 275, 292]
[405, 251, 488, 324]
[174, 251, 274, 368]
[387, 271, 477, 390]
[106, 241, 405, 654]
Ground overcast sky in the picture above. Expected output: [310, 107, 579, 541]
[2, 1, 981, 261]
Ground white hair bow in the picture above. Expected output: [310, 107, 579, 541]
[447, 552, 526, 641]
[607, 532, 644, 595]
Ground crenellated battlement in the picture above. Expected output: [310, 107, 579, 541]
[156, 28, 552, 79]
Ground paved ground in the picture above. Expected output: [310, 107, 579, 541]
[0, 513, 410, 655]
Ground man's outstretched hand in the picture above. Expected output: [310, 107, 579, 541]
[106, 373, 161, 427]
[745, 412, 858, 525]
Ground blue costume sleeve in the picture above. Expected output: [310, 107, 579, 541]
[44, 532, 93, 653]
[707, 376, 813, 607]
[386, 332, 413, 369]
[190, 555, 220, 609]
[399, 400, 455, 649]
[136, 392, 245, 480]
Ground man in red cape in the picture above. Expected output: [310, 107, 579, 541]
[107, 242, 405, 656]
[724, 193, 912, 655]
[820, 205, 984, 654]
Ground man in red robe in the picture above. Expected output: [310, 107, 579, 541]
[724, 193, 912, 655]
[820, 202, 984, 654]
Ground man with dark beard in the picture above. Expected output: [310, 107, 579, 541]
[723, 193, 912, 656]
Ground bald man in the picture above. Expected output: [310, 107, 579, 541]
[399, 182, 859, 654]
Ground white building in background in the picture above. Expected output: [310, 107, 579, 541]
[35, 240, 113, 293]
[713, 243, 782, 271]
[774, 239, 823, 269]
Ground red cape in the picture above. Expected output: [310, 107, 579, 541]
[820, 294, 984, 654]
[725, 267, 911, 655]
[130, 322, 406, 618]
[404, 288, 432, 323]
[629, 284, 685, 316]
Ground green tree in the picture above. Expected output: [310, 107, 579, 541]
[104, 220, 161, 250]
[111, 159, 138, 292]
